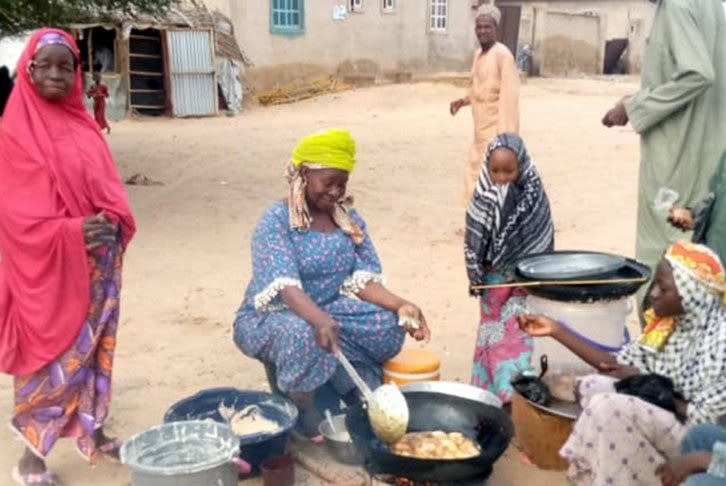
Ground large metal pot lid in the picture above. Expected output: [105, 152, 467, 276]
[399, 381, 502, 409]
[516, 251, 626, 280]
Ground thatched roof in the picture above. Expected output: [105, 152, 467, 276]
[71, 3, 251, 66]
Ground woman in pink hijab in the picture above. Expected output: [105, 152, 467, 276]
[0, 29, 135, 485]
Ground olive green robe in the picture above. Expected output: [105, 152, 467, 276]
[690, 154, 726, 266]
[625, 0, 726, 271]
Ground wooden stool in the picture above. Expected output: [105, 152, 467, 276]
[511, 392, 575, 471]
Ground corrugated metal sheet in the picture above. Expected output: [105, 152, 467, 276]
[169, 74, 216, 116]
[167, 29, 217, 117]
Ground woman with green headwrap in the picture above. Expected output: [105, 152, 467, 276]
[233, 129, 431, 438]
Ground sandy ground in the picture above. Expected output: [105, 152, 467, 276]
[0, 76, 641, 485]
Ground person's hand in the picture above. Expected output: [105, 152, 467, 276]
[573, 378, 584, 405]
[313, 318, 340, 354]
[450, 98, 466, 116]
[656, 452, 711, 486]
[517, 314, 560, 337]
[674, 398, 689, 420]
[602, 102, 629, 127]
[598, 361, 641, 379]
[83, 212, 118, 251]
[398, 302, 431, 342]
[668, 207, 694, 231]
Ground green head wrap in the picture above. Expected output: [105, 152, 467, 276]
[291, 128, 356, 173]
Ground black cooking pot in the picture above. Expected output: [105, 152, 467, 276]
[345, 382, 513, 482]
[511, 251, 651, 302]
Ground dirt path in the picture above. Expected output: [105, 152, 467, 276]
[0, 77, 640, 485]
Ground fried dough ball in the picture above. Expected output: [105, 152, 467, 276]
[390, 431, 480, 460]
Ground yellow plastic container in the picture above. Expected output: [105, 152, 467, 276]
[383, 349, 441, 386]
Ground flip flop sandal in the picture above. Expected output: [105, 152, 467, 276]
[291, 429, 324, 444]
[292, 409, 325, 444]
[11, 467, 58, 486]
[97, 438, 124, 463]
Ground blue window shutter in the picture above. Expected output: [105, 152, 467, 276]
[270, 0, 305, 36]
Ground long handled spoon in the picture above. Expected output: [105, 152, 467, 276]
[336, 351, 408, 444]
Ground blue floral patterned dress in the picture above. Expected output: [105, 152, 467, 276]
[234, 201, 405, 395]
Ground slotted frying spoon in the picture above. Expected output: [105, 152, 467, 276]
[336, 351, 408, 444]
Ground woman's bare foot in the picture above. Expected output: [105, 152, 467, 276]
[15, 448, 55, 485]
[289, 392, 324, 440]
[94, 428, 122, 461]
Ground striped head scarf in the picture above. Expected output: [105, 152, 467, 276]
[619, 241, 726, 424]
[464, 133, 554, 288]
[286, 128, 365, 244]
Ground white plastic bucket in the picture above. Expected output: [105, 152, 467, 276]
[527, 295, 631, 401]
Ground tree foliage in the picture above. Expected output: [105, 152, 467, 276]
[0, 0, 183, 37]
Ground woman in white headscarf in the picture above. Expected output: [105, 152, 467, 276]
[520, 241, 726, 485]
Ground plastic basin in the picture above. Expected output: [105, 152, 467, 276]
[120, 420, 240, 486]
[164, 388, 298, 473]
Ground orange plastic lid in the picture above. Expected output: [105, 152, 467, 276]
[384, 349, 441, 374]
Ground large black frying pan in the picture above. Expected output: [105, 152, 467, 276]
[345, 383, 513, 482]
[511, 251, 651, 302]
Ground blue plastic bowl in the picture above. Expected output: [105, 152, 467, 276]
[163, 387, 298, 473]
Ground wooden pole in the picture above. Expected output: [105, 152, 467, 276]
[87, 28, 94, 75]
[470, 276, 648, 291]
